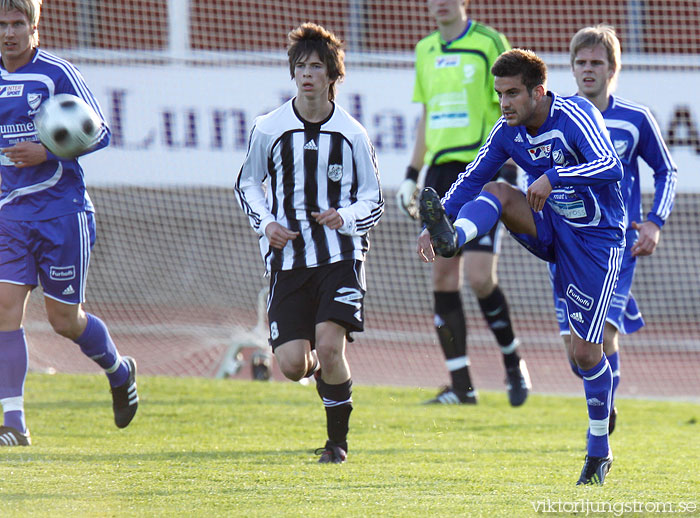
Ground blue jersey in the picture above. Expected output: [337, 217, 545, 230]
[603, 95, 676, 233]
[0, 48, 110, 221]
[443, 92, 625, 242]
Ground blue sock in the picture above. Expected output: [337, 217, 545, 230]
[0, 329, 28, 433]
[607, 351, 620, 407]
[454, 191, 502, 246]
[579, 355, 612, 457]
[74, 314, 128, 387]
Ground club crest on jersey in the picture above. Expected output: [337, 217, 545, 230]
[27, 93, 42, 110]
[552, 149, 565, 165]
[327, 164, 343, 182]
[0, 85, 23, 98]
[614, 139, 628, 157]
[435, 56, 460, 68]
[528, 144, 551, 161]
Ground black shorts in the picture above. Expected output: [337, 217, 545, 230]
[267, 259, 366, 350]
[425, 161, 507, 254]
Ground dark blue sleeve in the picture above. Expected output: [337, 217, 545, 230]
[441, 120, 510, 219]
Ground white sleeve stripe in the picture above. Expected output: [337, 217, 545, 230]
[36, 51, 103, 116]
[556, 98, 610, 159]
[558, 156, 618, 178]
[443, 118, 506, 204]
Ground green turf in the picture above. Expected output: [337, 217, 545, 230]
[1, 373, 698, 517]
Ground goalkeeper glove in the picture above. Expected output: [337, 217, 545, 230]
[396, 166, 420, 220]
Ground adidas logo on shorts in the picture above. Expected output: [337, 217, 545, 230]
[62, 285, 75, 295]
[570, 311, 584, 323]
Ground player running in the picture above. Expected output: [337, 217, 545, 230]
[0, 0, 138, 447]
[236, 23, 383, 464]
[552, 24, 677, 434]
[417, 49, 624, 485]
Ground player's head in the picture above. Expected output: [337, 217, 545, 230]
[570, 25, 621, 98]
[427, 0, 468, 25]
[287, 23, 345, 102]
[0, 0, 41, 47]
[491, 49, 548, 127]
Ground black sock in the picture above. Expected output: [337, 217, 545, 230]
[316, 377, 353, 451]
[478, 286, 520, 368]
[434, 291, 474, 392]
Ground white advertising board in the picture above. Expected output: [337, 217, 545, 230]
[79, 64, 700, 191]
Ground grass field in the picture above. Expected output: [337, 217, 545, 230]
[1, 373, 698, 517]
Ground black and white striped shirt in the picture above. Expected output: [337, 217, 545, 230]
[236, 99, 384, 272]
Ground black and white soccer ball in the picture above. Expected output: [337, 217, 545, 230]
[35, 93, 102, 158]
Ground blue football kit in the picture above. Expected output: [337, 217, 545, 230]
[0, 48, 110, 304]
[551, 94, 677, 336]
[443, 92, 625, 345]
[439, 91, 625, 458]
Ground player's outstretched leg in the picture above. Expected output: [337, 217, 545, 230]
[419, 188, 459, 258]
[110, 356, 139, 428]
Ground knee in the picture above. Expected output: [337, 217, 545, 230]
[276, 355, 306, 381]
[48, 314, 76, 338]
[466, 272, 494, 298]
[315, 342, 342, 368]
[571, 346, 601, 371]
[482, 181, 507, 198]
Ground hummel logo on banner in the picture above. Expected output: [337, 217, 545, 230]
[514, 133, 523, 143]
[570, 311, 584, 323]
[62, 285, 75, 295]
[304, 140, 318, 151]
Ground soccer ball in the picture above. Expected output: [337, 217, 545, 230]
[34, 93, 102, 158]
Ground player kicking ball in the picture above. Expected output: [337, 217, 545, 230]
[417, 49, 623, 485]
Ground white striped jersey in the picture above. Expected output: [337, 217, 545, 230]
[444, 92, 625, 241]
[0, 48, 110, 221]
[603, 95, 677, 232]
[236, 99, 384, 272]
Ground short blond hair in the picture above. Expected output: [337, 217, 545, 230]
[0, 0, 41, 47]
[569, 24, 621, 76]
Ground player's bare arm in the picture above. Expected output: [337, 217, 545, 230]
[526, 174, 552, 212]
[311, 208, 344, 230]
[1, 141, 48, 168]
[629, 220, 661, 257]
[265, 221, 299, 249]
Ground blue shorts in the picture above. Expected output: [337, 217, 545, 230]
[0, 211, 96, 304]
[551, 240, 644, 336]
[510, 203, 624, 344]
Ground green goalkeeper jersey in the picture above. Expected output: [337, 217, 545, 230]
[413, 20, 510, 166]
